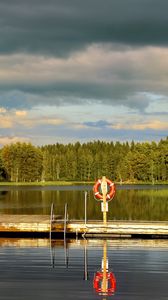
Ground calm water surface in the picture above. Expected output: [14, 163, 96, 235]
[0, 238, 168, 300]
[0, 184, 168, 220]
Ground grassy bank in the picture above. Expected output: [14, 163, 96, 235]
[0, 180, 94, 186]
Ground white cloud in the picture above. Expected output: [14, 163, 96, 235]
[44, 118, 65, 125]
[0, 116, 13, 128]
[111, 120, 168, 131]
[15, 110, 27, 117]
[0, 45, 168, 144]
[0, 136, 30, 146]
[0, 107, 7, 113]
[0, 45, 168, 112]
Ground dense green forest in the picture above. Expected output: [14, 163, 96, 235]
[0, 138, 168, 183]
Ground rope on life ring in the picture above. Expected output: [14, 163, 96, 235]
[93, 271, 116, 295]
[93, 178, 116, 201]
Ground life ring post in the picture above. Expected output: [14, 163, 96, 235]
[101, 176, 108, 228]
[93, 176, 116, 229]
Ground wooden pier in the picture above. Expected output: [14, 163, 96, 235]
[0, 215, 168, 238]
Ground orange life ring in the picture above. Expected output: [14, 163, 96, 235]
[93, 271, 116, 295]
[93, 178, 116, 201]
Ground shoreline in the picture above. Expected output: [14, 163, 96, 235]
[0, 180, 168, 186]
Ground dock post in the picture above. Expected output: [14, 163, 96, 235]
[76, 229, 78, 241]
[83, 239, 89, 280]
[64, 239, 69, 268]
[101, 176, 108, 229]
[50, 202, 54, 240]
[64, 203, 68, 241]
[84, 191, 87, 228]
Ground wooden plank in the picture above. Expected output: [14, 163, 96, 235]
[0, 215, 168, 236]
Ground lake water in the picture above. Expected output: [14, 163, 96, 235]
[0, 184, 168, 220]
[0, 238, 168, 300]
[0, 186, 168, 299]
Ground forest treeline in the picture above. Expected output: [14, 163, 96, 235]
[0, 138, 168, 183]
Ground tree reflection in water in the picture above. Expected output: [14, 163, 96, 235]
[0, 185, 168, 220]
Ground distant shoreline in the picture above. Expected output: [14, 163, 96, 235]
[0, 180, 168, 186]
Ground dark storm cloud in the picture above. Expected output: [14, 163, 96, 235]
[0, 0, 168, 56]
[0, 81, 150, 111]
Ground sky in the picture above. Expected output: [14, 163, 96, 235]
[0, 0, 168, 147]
